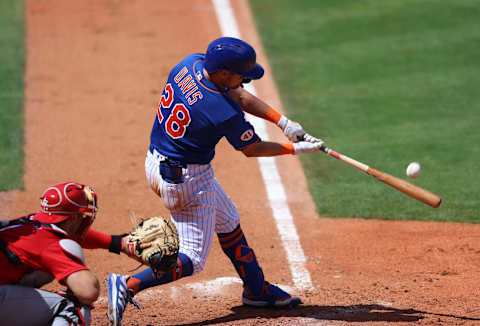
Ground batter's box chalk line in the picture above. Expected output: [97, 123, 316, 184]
[96, 276, 298, 304]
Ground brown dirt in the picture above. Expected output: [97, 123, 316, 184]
[4, 0, 478, 325]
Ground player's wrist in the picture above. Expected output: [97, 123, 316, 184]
[280, 143, 295, 155]
[109, 234, 126, 254]
[265, 107, 285, 126]
[276, 115, 289, 131]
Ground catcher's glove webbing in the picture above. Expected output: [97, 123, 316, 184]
[123, 216, 179, 273]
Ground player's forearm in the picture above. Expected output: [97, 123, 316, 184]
[228, 87, 273, 119]
[228, 88, 300, 139]
[242, 141, 294, 157]
[243, 140, 324, 157]
[83, 229, 123, 254]
[230, 86, 324, 147]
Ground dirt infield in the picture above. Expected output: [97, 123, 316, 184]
[2, 0, 478, 325]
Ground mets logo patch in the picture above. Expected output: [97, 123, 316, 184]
[240, 129, 254, 141]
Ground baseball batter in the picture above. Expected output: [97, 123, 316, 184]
[106, 37, 323, 326]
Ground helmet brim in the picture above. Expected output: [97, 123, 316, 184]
[34, 211, 71, 224]
[239, 63, 264, 80]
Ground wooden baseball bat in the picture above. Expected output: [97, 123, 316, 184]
[319, 145, 442, 208]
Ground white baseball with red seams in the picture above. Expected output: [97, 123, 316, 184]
[406, 162, 421, 179]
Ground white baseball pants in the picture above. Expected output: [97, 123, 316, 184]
[145, 149, 240, 274]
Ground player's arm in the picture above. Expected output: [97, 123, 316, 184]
[82, 228, 152, 258]
[40, 240, 99, 305]
[227, 87, 271, 119]
[224, 109, 324, 157]
[228, 87, 321, 143]
[241, 140, 323, 157]
[82, 229, 124, 253]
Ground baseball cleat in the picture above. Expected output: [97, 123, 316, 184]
[242, 282, 302, 308]
[105, 273, 141, 326]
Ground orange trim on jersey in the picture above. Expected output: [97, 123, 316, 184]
[265, 107, 282, 124]
[280, 143, 295, 155]
[193, 60, 222, 94]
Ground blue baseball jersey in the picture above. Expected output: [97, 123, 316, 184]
[149, 53, 260, 164]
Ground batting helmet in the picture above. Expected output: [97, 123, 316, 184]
[204, 37, 264, 80]
[35, 182, 98, 234]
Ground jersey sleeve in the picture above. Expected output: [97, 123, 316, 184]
[221, 113, 261, 150]
[39, 241, 89, 284]
[82, 228, 112, 250]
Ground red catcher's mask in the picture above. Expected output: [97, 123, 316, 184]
[35, 182, 98, 240]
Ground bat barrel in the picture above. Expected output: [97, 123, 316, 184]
[368, 168, 442, 208]
[319, 145, 442, 208]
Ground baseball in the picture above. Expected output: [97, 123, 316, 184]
[406, 162, 421, 179]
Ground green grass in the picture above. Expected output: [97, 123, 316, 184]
[0, 0, 24, 191]
[250, 0, 480, 222]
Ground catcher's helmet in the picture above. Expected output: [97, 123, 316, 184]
[35, 182, 98, 234]
[204, 37, 264, 80]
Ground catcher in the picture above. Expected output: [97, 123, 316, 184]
[0, 181, 178, 326]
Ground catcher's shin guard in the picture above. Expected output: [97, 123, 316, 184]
[217, 225, 265, 297]
[134, 252, 193, 291]
[53, 296, 91, 326]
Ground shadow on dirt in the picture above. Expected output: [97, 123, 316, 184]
[176, 304, 480, 325]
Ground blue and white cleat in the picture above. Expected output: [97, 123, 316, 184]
[105, 274, 141, 326]
[242, 281, 302, 308]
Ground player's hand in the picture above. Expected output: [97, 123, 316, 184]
[120, 236, 150, 258]
[277, 116, 305, 142]
[302, 133, 322, 143]
[293, 140, 324, 154]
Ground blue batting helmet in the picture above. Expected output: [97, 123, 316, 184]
[204, 37, 264, 80]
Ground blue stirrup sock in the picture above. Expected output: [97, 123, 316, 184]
[132, 252, 193, 292]
[217, 225, 265, 297]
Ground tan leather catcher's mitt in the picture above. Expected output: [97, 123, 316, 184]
[123, 216, 179, 273]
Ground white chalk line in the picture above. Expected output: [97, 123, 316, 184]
[212, 0, 313, 290]
[96, 277, 393, 325]
[96, 276, 295, 305]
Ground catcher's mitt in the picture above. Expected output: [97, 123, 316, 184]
[122, 216, 179, 273]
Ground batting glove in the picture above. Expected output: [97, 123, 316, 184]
[293, 141, 324, 154]
[302, 133, 323, 143]
[277, 116, 305, 142]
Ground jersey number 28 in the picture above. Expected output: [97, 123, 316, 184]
[157, 83, 191, 139]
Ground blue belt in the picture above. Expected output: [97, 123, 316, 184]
[149, 144, 185, 184]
